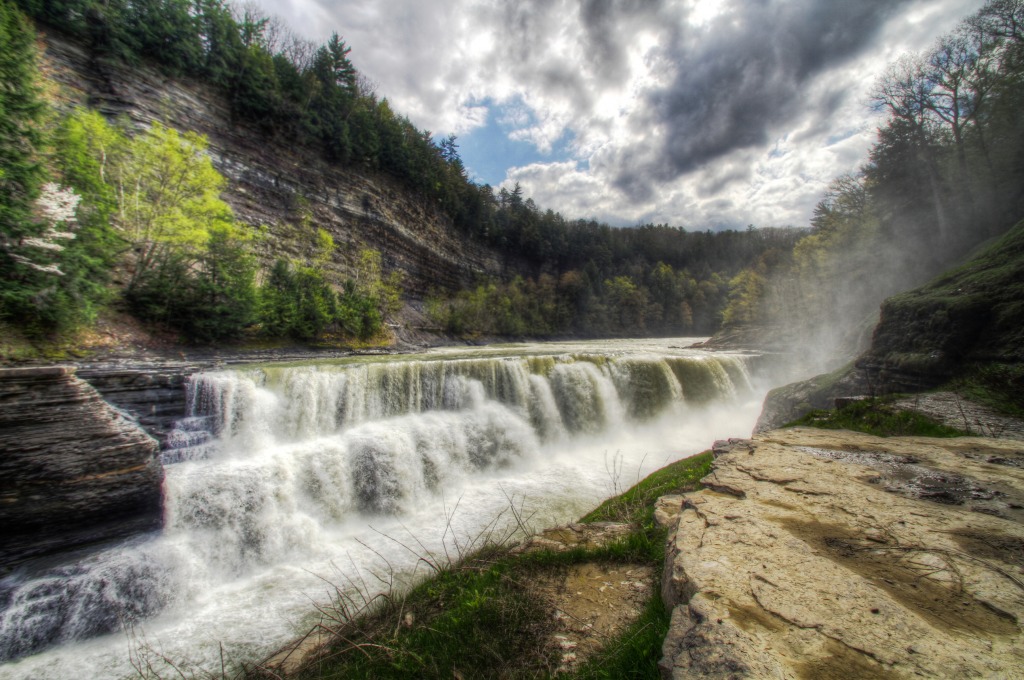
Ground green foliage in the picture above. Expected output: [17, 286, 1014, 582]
[582, 452, 714, 527]
[258, 252, 386, 343]
[126, 225, 257, 343]
[108, 121, 234, 287]
[0, 0, 44, 234]
[259, 259, 337, 341]
[0, 0, 50, 329]
[786, 398, 968, 438]
[427, 261, 735, 339]
[305, 560, 555, 679]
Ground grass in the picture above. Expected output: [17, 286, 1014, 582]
[947, 362, 1024, 420]
[786, 396, 969, 438]
[285, 452, 715, 680]
[583, 452, 713, 527]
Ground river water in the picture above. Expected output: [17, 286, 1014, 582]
[0, 339, 767, 678]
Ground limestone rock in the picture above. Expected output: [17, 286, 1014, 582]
[0, 367, 163, 570]
[513, 522, 632, 554]
[654, 495, 684, 530]
[661, 427, 1024, 679]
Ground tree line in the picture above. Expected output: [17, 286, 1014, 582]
[719, 0, 1024, 360]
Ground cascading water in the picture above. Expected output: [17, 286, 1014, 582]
[0, 340, 763, 679]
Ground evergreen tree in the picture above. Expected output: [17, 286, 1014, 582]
[0, 0, 52, 327]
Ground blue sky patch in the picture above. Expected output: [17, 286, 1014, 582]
[449, 98, 575, 186]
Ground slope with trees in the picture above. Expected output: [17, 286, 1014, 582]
[719, 0, 1024, 370]
[2, 0, 800, 350]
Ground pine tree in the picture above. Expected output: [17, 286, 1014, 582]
[0, 0, 49, 323]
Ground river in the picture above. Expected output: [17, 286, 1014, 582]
[0, 339, 768, 678]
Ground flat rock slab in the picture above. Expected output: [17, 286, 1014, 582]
[661, 427, 1024, 679]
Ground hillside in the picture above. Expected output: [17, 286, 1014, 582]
[0, 3, 796, 351]
[757, 219, 1024, 430]
[40, 33, 508, 301]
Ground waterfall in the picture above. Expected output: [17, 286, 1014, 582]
[0, 342, 759, 676]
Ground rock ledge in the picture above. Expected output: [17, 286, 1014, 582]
[660, 427, 1024, 679]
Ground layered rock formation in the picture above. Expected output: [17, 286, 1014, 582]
[38, 32, 511, 300]
[659, 429, 1024, 678]
[0, 367, 163, 570]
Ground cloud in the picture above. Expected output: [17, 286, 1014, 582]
[250, 0, 986, 230]
[609, 0, 917, 200]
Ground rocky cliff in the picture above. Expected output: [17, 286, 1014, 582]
[38, 31, 511, 300]
[658, 429, 1024, 679]
[756, 219, 1024, 431]
[0, 366, 163, 570]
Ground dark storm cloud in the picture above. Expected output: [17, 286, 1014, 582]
[490, 0, 675, 115]
[613, 0, 915, 200]
[578, 0, 668, 83]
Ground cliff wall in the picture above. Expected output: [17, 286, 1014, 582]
[756, 220, 1024, 431]
[38, 31, 511, 300]
[0, 367, 163, 570]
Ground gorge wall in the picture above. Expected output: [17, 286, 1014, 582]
[38, 31, 511, 301]
[756, 219, 1024, 431]
[0, 367, 163, 570]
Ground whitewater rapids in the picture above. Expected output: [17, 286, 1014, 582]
[0, 339, 766, 678]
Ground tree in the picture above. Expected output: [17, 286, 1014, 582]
[0, 0, 46, 273]
[109, 122, 234, 290]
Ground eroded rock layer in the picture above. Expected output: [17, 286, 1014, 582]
[660, 428, 1024, 679]
[0, 367, 163, 570]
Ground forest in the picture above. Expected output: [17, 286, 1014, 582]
[6, 0, 1020, 347]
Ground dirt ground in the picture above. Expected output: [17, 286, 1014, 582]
[536, 562, 655, 673]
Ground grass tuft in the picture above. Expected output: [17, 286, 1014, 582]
[786, 397, 968, 438]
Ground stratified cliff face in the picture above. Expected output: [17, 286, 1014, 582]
[0, 367, 163, 570]
[39, 32, 510, 299]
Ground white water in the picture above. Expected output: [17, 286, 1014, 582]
[0, 339, 766, 679]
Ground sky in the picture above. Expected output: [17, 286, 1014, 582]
[251, 0, 985, 230]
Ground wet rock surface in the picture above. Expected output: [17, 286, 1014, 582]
[660, 427, 1024, 679]
[0, 367, 163, 571]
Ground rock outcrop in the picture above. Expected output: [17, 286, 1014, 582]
[38, 32, 513, 300]
[757, 220, 1024, 430]
[0, 367, 163, 570]
[77, 363, 196, 447]
[660, 428, 1024, 679]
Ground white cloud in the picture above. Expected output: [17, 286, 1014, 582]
[250, 0, 987, 230]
